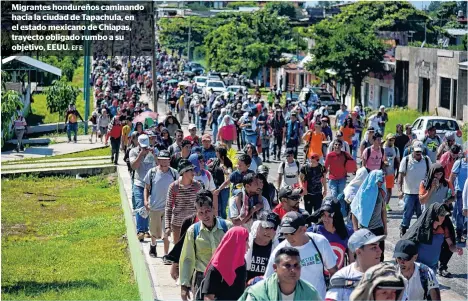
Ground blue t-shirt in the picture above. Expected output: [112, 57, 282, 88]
[202, 146, 217, 163]
[451, 159, 468, 192]
[307, 224, 354, 269]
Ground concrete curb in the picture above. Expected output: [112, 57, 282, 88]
[118, 166, 157, 301]
[1, 164, 116, 178]
[2, 156, 109, 165]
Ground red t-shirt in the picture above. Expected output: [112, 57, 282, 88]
[325, 151, 347, 180]
[273, 204, 287, 220]
[184, 135, 200, 146]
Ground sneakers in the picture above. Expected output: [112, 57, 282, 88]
[137, 232, 145, 242]
[149, 244, 157, 258]
[162, 255, 173, 265]
[144, 232, 151, 238]
[386, 204, 392, 212]
[400, 227, 407, 238]
[438, 269, 452, 278]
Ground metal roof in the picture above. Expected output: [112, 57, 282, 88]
[445, 28, 468, 36]
[1, 56, 62, 76]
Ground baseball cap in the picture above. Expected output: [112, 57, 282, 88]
[188, 123, 197, 130]
[260, 212, 281, 230]
[278, 185, 303, 200]
[138, 134, 150, 148]
[257, 165, 269, 176]
[177, 159, 195, 175]
[413, 141, 424, 152]
[279, 211, 306, 235]
[367, 126, 375, 132]
[202, 134, 212, 142]
[348, 229, 386, 252]
[386, 133, 395, 140]
[380, 105, 385, 109]
[157, 150, 171, 160]
[445, 131, 456, 141]
[310, 153, 320, 160]
[393, 240, 418, 261]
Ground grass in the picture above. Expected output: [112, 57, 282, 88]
[2, 147, 111, 165]
[383, 107, 430, 137]
[1, 175, 140, 300]
[27, 92, 94, 126]
[70, 58, 85, 89]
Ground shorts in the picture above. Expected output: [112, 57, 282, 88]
[92, 125, 98, 132]
[149, 210, 165, 239]
[385, 175, 395, 189]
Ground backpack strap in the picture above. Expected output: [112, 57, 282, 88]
[193, 221, 201, 240]
[295, 160, 300, 176]
[308, 235, 328, 286]
[171, 180, 180, 208]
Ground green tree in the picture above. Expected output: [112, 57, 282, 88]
[335, 1, 434, 42]
[307, 18, 387, 104]
[1, 72, 24, 141]
[226, 2, 257, 9]
[45, 77, 80, 127]
[265, 2, 297, 19]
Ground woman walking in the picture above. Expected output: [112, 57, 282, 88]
[201, 227, 249, 301]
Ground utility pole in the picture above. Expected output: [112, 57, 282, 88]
[83, 14, 91, 135]
[151, 0, 158, 113]
[187, 16, 192, 61]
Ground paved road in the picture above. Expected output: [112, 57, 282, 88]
[145, 87, 467, 299]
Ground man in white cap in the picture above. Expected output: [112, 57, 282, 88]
[326, 229, 385, 301]
[398, 143, 431, 237]
[144, 150, 178, 259]
[130, 134, 157, 241]
[185, 123, 200, 146]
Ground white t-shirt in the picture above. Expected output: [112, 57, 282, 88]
[325, 263, 363, 301]
[265, 233, 337, 300]
[281, 292, 295, 301]
[277, 160, 300, 188]
[400, 262, 439, 301]
[194, 171, 216, 191]
[399, 155, 432, 194]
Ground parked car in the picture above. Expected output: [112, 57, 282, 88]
[411, 116, 463, 145]
[226, 85, 247, 94]
[207, 72, 223, 81]
[204, 80, 227, 94]
[317, 93, 341, 115]
[194, 76, 208, 89]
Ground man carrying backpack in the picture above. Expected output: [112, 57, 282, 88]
[144, 150, 178, 260]
[362, 132, 386, 172]
[398, 145, 431, 237]
[277, 148, 300, 189]
[179, 192, 232, 301]
[165, 159, 203, 244]
[394, 240, 441, 301]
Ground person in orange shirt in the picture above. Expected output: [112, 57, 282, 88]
[302, 121, 327, 162]
[340, 117, 355, 146]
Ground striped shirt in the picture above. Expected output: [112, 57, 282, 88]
[165, 180, 202, 229]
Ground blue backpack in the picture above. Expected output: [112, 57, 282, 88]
[193, 218, 228, 240]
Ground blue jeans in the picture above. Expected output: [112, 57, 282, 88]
[67, 122, 78, 142]
[329, 178, 346, 198]
[212, 123, 218, 144]
[134, 184, 149, 233]
[453, 191, 466, 233]
[218, 188, 230, 219]
[401, 194, 422, 229]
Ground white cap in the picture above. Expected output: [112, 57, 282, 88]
[380, 105, 385, 109]
[138, 134, 150, 148]
[188, 123, 197, 130]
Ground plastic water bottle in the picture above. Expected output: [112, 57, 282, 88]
[398, 199, 405, 209]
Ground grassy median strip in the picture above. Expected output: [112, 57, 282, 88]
[2, 148, 111, 165]
[1, 175, 139, 300]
